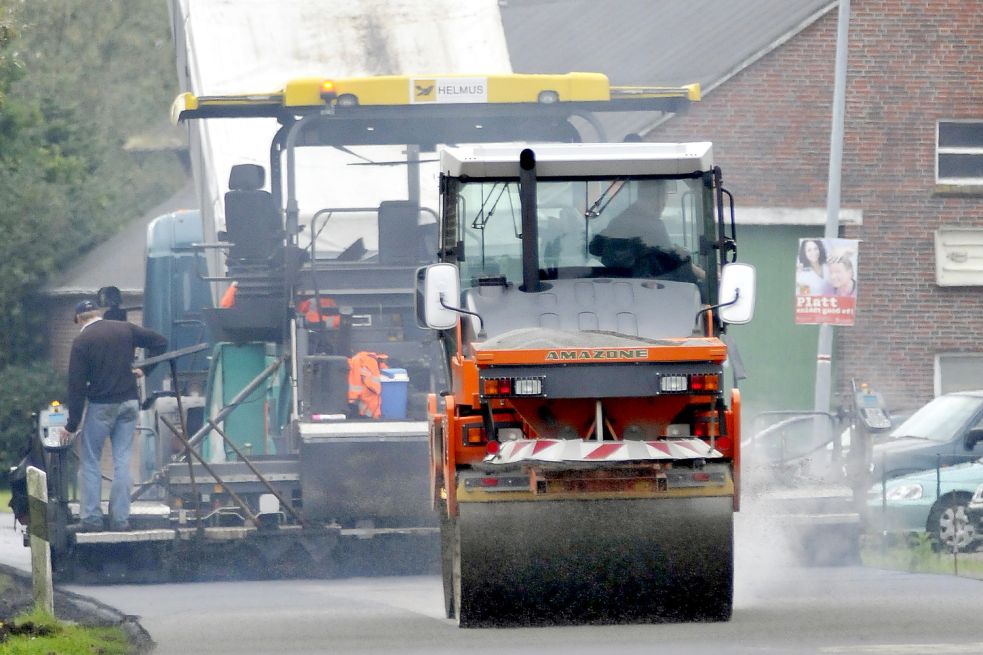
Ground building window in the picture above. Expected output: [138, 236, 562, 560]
[935, 352, 983, 396]
[936, 120, 983, 184]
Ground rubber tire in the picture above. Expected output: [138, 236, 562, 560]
[928, 494, 976, 553]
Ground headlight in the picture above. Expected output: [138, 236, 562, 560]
[885, 484, 923, 501]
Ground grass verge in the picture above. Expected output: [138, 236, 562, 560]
[0, 607, 130, 655]
[862, 532, 983, 578]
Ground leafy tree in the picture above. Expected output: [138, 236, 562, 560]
[0, 0, 183, 474]
[0, 364, 65, 469]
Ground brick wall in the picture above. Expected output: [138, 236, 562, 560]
[648, 0, 983, 410]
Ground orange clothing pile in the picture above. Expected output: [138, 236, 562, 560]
[348, 351, 389, 418]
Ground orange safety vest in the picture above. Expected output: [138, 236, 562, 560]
[348, 351, 388, 418]
[297, 297, 340, 328]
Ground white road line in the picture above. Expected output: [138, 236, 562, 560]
[823, 644, 983, 654]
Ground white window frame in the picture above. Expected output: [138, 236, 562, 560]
[936, 119, 983, 185]
[934, 352, 983, 396]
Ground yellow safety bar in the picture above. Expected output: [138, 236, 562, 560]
[172, 72, 700, 124]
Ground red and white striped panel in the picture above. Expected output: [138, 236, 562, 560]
[488, 438, 722, 464]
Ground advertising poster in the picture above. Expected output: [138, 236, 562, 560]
[795, 237, 859, 326]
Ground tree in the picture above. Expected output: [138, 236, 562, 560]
[0, 0, 184, 474]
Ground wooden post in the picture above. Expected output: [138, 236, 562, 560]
[26, 466, 54, 615]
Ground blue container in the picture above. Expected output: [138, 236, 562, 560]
[380, 368, 409, 419]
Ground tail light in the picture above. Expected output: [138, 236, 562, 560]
[689, 374, 720, 392]
[481, 376, 544, 398]
[659, 373, 721, 394]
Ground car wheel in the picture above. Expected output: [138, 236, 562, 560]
[928, 494, 976, 552]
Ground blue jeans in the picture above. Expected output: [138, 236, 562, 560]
[79, 399, 139, 527]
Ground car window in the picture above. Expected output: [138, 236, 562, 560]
[888, 394, 983, 443]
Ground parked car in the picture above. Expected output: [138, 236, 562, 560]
[869, 390, 983, 485]
[867, 458, 983, 552]
[967, 481, 983, 538]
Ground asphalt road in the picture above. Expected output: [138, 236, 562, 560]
[64, 567, 983, 655]
[4, 512, 983, 655]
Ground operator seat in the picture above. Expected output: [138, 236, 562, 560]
[224, 164, 282, 262]
[378, 200, 428, 265]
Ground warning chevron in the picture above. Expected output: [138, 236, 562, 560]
[488, 438, 722, 465]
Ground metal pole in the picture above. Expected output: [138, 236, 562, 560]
[131, 354, 286, 501]
[186, 353, 286, 452]
[814, 0, 851, 414]
[160, 415, 260, 526]
[208, 421, 306, 526]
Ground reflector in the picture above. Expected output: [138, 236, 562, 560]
[466, 426, 484, 444]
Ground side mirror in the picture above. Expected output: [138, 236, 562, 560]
[717, 262, 756, 325]
[415, 263, 461, 330]
[965, 427, 983, 450]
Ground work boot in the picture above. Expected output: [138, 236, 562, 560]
[78, 520, 104, 533]
[110, 521, 131, 532]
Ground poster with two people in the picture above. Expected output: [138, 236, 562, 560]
[795, 237, 859, 326]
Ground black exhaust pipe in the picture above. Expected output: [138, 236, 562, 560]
[519, 148, 541, 293]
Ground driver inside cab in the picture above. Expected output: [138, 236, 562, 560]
[588, 179, 703, 284]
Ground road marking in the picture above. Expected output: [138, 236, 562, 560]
[823, 644, 983, 654]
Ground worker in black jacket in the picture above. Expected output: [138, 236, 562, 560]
[61, 299, 167, 531]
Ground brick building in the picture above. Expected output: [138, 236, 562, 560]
[647, 0, 983, 413]
[47, 1, 981, 418]
[43, 185, 195, 371]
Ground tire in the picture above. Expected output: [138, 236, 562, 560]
[928, 494, 976, 553]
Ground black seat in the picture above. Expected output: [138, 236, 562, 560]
[378, 201, 422, 265]
[224, 164, 281, 262]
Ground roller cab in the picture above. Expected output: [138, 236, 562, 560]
[419, 142, 755, 626]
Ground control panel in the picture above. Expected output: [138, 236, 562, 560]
[855, 387, 891, 432]
[38, 401, 71, 450]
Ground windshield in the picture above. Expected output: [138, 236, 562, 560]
[888, 394, 983, 443]
[456, 176, 710, 293]
[292, 145, 439, 259]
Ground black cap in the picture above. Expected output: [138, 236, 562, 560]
[74, 299, 99, 315]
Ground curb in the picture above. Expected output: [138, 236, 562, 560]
[0, 562, 155, 654]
